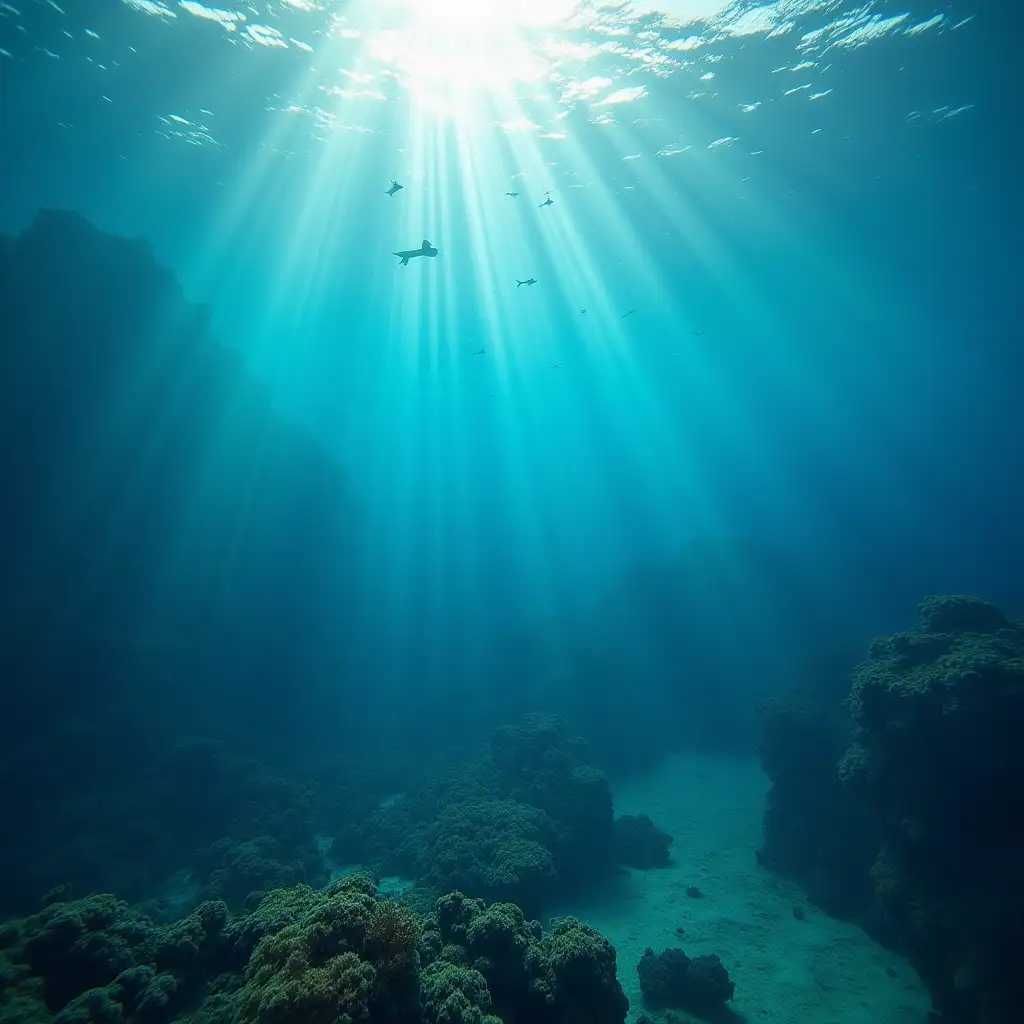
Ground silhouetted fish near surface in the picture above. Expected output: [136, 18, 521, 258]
[517, 278, 537, 287]
[620, 308, 636, 319]
[506, 191, 520, 198]
[393, 239, 438, 265]
[538, 197, 554, 208]
[386, 180, 403, 196]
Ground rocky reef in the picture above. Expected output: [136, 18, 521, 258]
[0, 210, 360, 914]
[636, 946, 734, 1013]
[332, 714, 636, 916]
[613, 815, 674, 870]
[754, 690, 879, 924]
[422, 890, 628, 1024]
[841, 595, 1024, 1024]
[757, 595, 1024, 1024]
[0, 875, 629, 1024]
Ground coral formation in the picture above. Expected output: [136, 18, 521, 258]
[195, 836, 327, 911]
[636, 947, 734, 1012]
[0, 891, 239, 1024]
[336, 715, 617, 915]
[238, 874, 419, 1024]
[754, 690, 879, 922]
[489, 715, 616, 884]
[612, 815, 673, 869]
[839, 596, 1024, 1024]
[423, 891, 628, 1024]
[0, 878, 626, 1024]
[758, 595, 1024, 1024]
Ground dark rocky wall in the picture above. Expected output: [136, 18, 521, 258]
[0, 210, 362, 911]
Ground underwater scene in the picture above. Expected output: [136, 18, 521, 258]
[0, 0, 1019, 1023]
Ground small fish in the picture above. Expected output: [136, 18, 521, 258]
[506, 191, 520, 198]
[550, 363, 562, 369]
[385, 180, 403, 197]
[517, 278, 537, 287]
[579, 306, 587, 314]
[688, 329, 707, 336]
[472, 348, 486, 356]
[620, 308, 636, 319]
[538, 197, 554, 208]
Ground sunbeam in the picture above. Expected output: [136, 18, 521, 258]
[1, 0, 1015, 1018]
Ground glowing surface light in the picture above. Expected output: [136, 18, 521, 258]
[351, 0, 581, 90]
[13, 0, 972, 703]
[403, 0, 579, 29]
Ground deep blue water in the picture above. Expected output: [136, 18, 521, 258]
[0, 0, 1020, 920]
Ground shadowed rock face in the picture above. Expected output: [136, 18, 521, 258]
[613, 814, 673, 869]
[754, 689, 880, 924]
[0, 210, 360, 912]
[840, 596, 1024, 1024]
[637, 946, 734, 1012]
[755, 595, 1024, 1024]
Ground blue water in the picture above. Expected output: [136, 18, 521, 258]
[0, 0, 1020, 921]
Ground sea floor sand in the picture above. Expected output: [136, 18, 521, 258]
[552, 752, 933, 1024]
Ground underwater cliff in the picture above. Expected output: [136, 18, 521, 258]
[0, 211, 362, 910]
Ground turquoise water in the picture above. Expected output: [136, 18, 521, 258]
[0, 6, 1020, 1021]
[2, 0, 1018, 733]
[1, 0, 1016, 738]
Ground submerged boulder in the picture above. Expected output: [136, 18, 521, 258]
[637, 947, 734, 1012]
[840, 596, 1024, 1024]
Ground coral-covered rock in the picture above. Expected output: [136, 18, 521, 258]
[52, 986, 125, 1024]
[147, 900, 232, 976]
[841, 596, 1024, 1024]
[1, 878, 629, 1024]
[425, 891, 627, 1024]
[340, 717, 617, 916]
[419, 961, 496, 1024]
[637, 947, 734, 1011]
[237, 874, 419, 1024]
[490, 715, 616, 888]
[196, 837, 326, 911]
[754, 691, 879, 922]
[20, 895, 144, 1010]
[917, 593, 1009, 635]
[0, 890, 247, 1024]
[612, 815, 673, 869]
[244, 949, 374, 1024]
[420, 802, 556, 914]
[533, 918, 628, 1024]
[110, 966, 180, 1024]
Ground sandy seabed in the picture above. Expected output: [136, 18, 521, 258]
[555, 752, 934, 1024]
